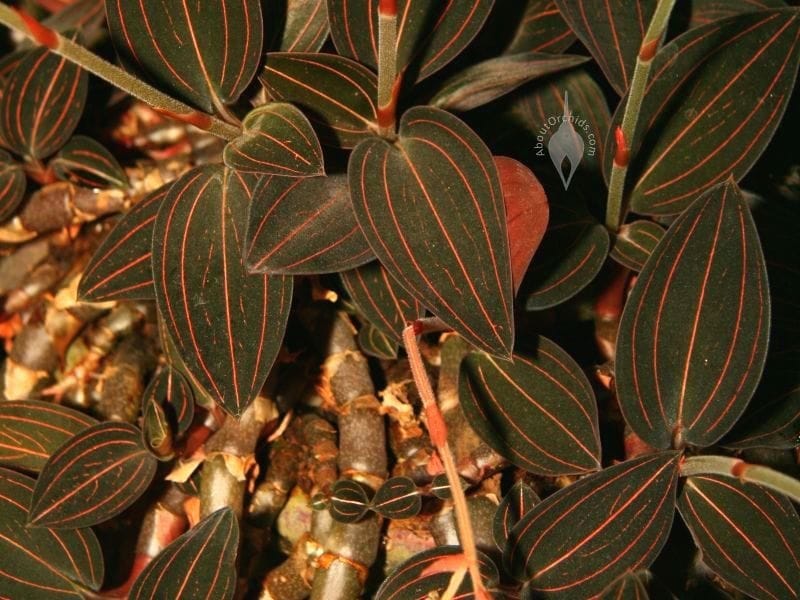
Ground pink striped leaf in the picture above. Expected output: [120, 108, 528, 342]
[129, 507, 238, 600]
[0, 468, 103, 598]
[267, 0, 329, 52]
[678, 475, 800, 599]
[687, 0, 786, 29]
[0, 47, 87, 159]
[51, 135, 129, 189]
[141, 365, 195, 436]
[29, 422, 157, 528]
[376, 545, 499, 600]
[553, 0, 657, 94]
[599, 572, 651, 599]
[349, 106, 514, 356]
[0, 149, 26, 222]
[327, 0, 494, 82]
[78, 184, 170, 302]
[105, 0, 263, 113]
[610, 9, 800, 216]
[504, 452, 680, 597]
[357, 323, 400, 359]
[0, 400, 97, 473]
[615, 181, 770, 449]
[429, 51, 589, 112]
[246, 174, 373, 275]
[341, 261, 425, 344]
[459, 337, 601, 476]
[610, 219, 665, 272]
[505, 0, 576, 54]
[223, 103, 324, 177]
[493, 481, 540, 548]
[260, 52, 377, 148]
[153, 166, 293, 416]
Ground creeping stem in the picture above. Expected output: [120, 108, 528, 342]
[0, 5, 241, 141]
[605, 0, 677, 231]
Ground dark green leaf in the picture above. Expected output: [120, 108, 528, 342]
[223, 103, 324, 177]
[50, 135, 129, 189]
[261, 52, 377, 148]
[357, 322, 399, 359]
[0, 468, 103, 596]
[141, 397, 173, 460]
[430, 474, 454, 500]
[130, 507, 238, 600]
[330, 479, 371, 523]
[29, 422, 157, 528]
[153, 166, 293, 416]
[105, 0, 263, 112]
[687, 0, 786, 29]
[613, 9, 800, 216]
[0, 47, 87, 159]
[349, 106, 514, 356]
[246, 174, 373, 275]
[0, 149, 26, 222]
[372, 476, 421, 519]
[341, 261, 424, 343]
[0, 50, 26, 82]
[0, 400, 97, 473]
[431, 52, 588, 112]
[524, 200, 609, 310]
[460, 337, 601, 475]
[678, 475, 800, 600]
[78, 184, 169, 302]
[327, 0, 494, 82]
[615, 181, 770, 449]
[599, 572, 651, 599]
[610, 220, 665, 272]
[141, 365, 195, 436]
[268, 0, 329, 52]
[553, 0, 657, 94]
[376, 545, 499, 600]
[505, 0, 576, 54]
[505, 452, 680, 597]
[493, 481, 540, 548]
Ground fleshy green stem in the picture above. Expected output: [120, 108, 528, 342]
[681, 455, 800, 503]
[377, 0, 399, 139]
[402, 325, 488, 599]
[0, 5, 241, 141]
[605, 0, 677, 231]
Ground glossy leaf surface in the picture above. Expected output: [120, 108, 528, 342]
[494, 156, 549, 293]
[153, 166, 293, 416]
[0, 468, 102, 598]
[29, 422, 157, 528]
[330, 479, 371, 523]
[268, 0, 329, 52]
[0, 149, 26, 222]
[599, 572, 651, 599]
[78, 185, 169, 302]
[106, 0, 263, 112]
[678, 475, 800, 600]
[610, 220, 665, 272]
[130, 508, 238, 600]
[505, 452, 680, 597]
[141, 365, 195, 436]
[376, 545, 499, 600]
[553, 0, 656, 94]
[493, 481, 540, 548]
[371, 476, 421, 520]
[0, 400, 97, 473]
[0, 47, 87, 159]
[328, 0, 494, 82]
[341, 261, 424, 343]
[246, 174, 373, 275]
[223, 103, 324, 176]
[51, 135, 129, 189]
[460, 337, 601, 475]
[505, 0, 575, 54]
[523, 200, 609, 310]
[431, 52, 588, 112]
[261, 52, 377, 148]
[616, 181, 770, 449]
[349, 106, 514, 356]
[617, 9, 800, 215]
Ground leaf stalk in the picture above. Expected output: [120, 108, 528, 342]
[681, 455, 800, 504]
[605, 0, 677, 231]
